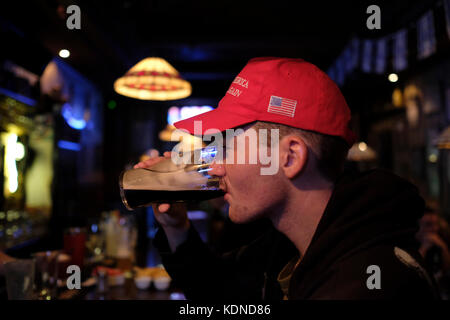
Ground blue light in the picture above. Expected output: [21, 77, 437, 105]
[57, 140, 81, 151]
[91, 224, 98, 233]
[167, 106, 180, 125]
[187, 210, 208, 220]
[61, 103, 87, 130]
[0, 87, 37, 106]
[180, 46, 211, 61]
[200, 146, 217, 164]
[167, 105, 213, 125]
[67, 117, 87, 130]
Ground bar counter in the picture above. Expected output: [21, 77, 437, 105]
[58, 277, 183, 300]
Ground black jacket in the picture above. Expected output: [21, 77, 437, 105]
[154, 168, 440, 300]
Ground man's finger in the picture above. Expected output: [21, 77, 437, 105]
[134, 157, 165, 169]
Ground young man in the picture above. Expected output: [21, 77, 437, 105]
[135, 57, 439, 299]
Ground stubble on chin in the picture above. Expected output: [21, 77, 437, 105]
[229, 203, 265, 224]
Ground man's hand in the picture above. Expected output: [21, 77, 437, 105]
[133, 151, 168, 169]
[134, 152, 190, 252]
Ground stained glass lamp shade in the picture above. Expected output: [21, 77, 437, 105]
[114, 57, 191, 101]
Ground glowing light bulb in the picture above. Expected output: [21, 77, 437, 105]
[428, 154, 438, 163]
[358, 142, 368, 152]
[388, 73, 399, 83]
[15, 142, 25, 160]
[4, 133, 19, 193]
[59, 49, 70, 58]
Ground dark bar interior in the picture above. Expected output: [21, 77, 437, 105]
[0, 0, 450, 306]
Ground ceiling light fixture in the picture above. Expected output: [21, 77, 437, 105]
[114, 57, 191, 101]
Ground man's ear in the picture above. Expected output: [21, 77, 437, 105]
[280, 135, 308, 179]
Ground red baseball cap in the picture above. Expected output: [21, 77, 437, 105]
[174, 57, 356, 146]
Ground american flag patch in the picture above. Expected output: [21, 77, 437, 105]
[267, 96, 297, 118]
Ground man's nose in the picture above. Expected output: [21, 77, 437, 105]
[209, 161, 225, 177]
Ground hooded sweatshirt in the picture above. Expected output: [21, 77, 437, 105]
[153, 168, 440, 300]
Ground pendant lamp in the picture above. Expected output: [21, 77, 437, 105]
[114, 57, 191, 101]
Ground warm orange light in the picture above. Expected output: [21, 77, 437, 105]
[392, 88, 403, 108]
[347, 142, 377, 162]
[114, 57, 191, 101]
[436, 126, 450, 150]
